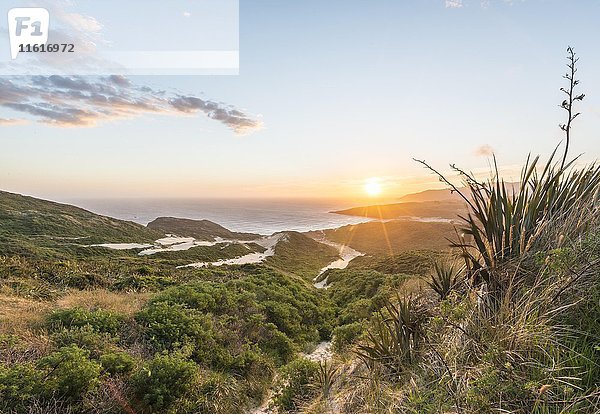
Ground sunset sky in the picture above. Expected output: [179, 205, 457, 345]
[1, 0, 600, 202]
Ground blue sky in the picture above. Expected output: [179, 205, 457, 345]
[1, 0, 600, 201]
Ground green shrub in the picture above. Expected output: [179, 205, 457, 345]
[233, 271, 335, 344]
[37, 345, 102, 400]
[0, 363, 43, 411]
[112, 274, 175, 291]
[263, 300, 305, 341]
[63, 272, 108, 289]
[135, 301, 216, 354]
[50, 325, 116, 357]
[46, 307, 124, 335]
[148, 283, 227, 312]
[226, 347, 273, 378]
[274, 358, 319, 411]
[258, 323, 296, 365]
[337, 298, 372, 325]
[100, 351, 135, 375]
[39, 266, 108, 289]
[132, 352, 198, 411]
[136, 265, 155, 275]
[332, 322, 364, 352]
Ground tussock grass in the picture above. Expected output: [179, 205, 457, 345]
[56, 290, 151, 316]
[0, 295, 50, 334]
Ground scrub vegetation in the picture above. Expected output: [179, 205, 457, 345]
[1, 48, 599, 413]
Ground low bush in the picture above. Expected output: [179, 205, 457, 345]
[100, 351, 135, 375]
[46, 307, 124, 335]
[37, 345, 102, 400]
[427, 260, 463, 300]
[50, 326, 116, 357]
[0, 363, 43, 412]
[135, 301, 217, 356]
[132, 352, 198, 412]
[112, 274, 175, 292]
[258, 323, 296, 365]
[332, 322, 364, 352]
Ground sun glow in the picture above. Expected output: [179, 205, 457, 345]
[364, 177, 382, 196]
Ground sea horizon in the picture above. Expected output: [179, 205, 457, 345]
[63, 197, 378, 235]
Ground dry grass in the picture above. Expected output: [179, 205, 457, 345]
[0, 294, 51, 334]
[55, 289, 151, 316]
[400, 277, 428, 295]
[0, 289, 150, 333]
[1, 289, 150, 366]
[0, 295, 53, 364]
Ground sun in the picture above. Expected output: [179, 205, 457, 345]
[364, 177, 382, 196]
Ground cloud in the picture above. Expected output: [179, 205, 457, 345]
[445, 0, 464, 8]
[0, 118, 27, 126]
[183, 11, 192, 18]
[0, 76, 263, 134]
[474, 144, 495, 157]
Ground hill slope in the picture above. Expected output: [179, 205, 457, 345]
[147, 217, 259, 241]
[0, 191, 162, 257]
[265, 231, 340, 281]
[317, 220, 456, 255]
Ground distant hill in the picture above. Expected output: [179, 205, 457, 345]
[398, 182, 519, 203]
[333, 200, 467, 220]
[0, 190, 163, 258]
[398, 188, 463, 203]
[147, 217, 259, 241]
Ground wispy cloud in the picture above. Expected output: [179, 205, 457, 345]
[0, 117, 27, 126]
[0, 76, 263, 135]
[474, 144, 495, 157]
[445, 0, 464, 8]
[183, 11, 192, 18]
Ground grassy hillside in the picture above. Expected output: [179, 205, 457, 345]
[320, 220, 456, 255]
[0, 191, 163, 258]
[347, 249, 446, 274]
[333, 200, 467, 220]
[147, 217, 259, 241]
[265, 232, 340, 281]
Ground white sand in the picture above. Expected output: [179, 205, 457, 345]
[313, 239, 364, 289]
[179, 233, 286, 268]
[301, 341, 333, 362]
[155, 236, 196, 246]
[89, 243, 153, 250]
[90, 233, 242, 256]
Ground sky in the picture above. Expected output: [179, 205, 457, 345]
[1, 0, 600, 203]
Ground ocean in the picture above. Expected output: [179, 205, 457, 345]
[66, 198, 373, 235]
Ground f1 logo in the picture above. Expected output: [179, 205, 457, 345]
[7, 8, 50, 59]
